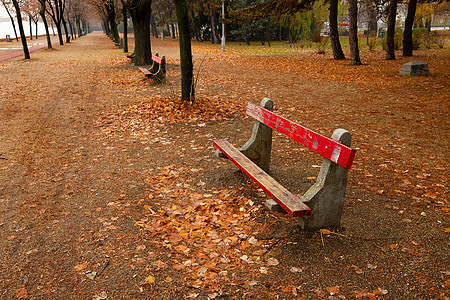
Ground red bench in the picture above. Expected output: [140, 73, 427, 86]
[214, 98, 356, 230]
[138, 53, 166, 83]
[125, 53, 134, 59]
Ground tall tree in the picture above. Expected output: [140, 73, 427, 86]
[348, 0, 361, 64]
[385, 0, 397, 59]
[329, 0, 345, 59]
[38, 0, 52, 48]
[402, 0, 418, 56]
[104, 0, 119, 43]
[209, 0, 220, 44]
[121, 0, 128, 53]
[12, 0, 30, 59]
[1, 0, 19, 41]
[174, 0, 194, 102]
[129, 0, 153, 65]
[46, 0, 65, 45]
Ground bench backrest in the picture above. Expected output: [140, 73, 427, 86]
[152, 55, 164, 65]
[246, 101, 356, 169]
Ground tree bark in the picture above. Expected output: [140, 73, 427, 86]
[209, 0, 220, 44]
[403, 0, 417, 56]
[29, 15, 33, 40]
[12, 0, 30, 59]
[151, 15, 158, 38]
[329, 0, 345, 59]
[122, 2, 128, 53]
[39, 0, 52, 49]
[105, 0, 119, 43]
[349, 0, 361, 64]
[130, 0, 152, 66]
[385, 0, 397, 60]
[174, 0, 194, 102]
[367, 0, 377, 36]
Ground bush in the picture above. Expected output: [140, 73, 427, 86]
[412, 28, 427, 50]
[382, 31, 402, 50]
[367, 38, 377, 51]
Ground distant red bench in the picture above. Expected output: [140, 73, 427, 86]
[125, 53, 134, 59]
[138, 53, 166, 83]
[214, 99, 356, 230]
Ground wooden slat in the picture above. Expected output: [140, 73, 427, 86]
[152, 55, 163, 64]
[214, 139, 311, 217]
[138, 67, 152, 77]
[246, 102, 356, 169]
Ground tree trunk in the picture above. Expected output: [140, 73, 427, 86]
[329, 0, 345, 59]
[209, 0, 220, 44]
[191, 11, 203, 42]
[12, 0, 30, 59]
[367, 0, 377, 36]
[171, 23, 176, 38]
[385, 0, 397, 60]
[35, 21, 38, 39]
[39, 0, 52, 49]
[29, 15, 33, 40]
[62, 17, 70, 43]
[105, 1, 120, 43]
[151, 15, 158, 38]
[348, 0, 361, 65]
[130, 0, 153, 66]
[403, 0, 417, 56]
[1, 0, 19, 41]
[174, 0, 194, 102]
[122, 3, 128, 53]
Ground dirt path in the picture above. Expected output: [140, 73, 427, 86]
[0, 32, 449, 299]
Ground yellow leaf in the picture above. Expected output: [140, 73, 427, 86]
[319, 229, 331, 235]
[145, 275, 155, 284]
[443, 228, 450, 233]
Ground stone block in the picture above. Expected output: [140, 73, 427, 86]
[400, 61, 430, 76]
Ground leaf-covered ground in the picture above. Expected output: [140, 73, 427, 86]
[0, 33, 448, 299]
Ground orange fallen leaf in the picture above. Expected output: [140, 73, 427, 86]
[390, 244, 399, 249]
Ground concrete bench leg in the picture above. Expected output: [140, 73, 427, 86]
[215, 98, 273, 173]
[298, 129, 352, 230]
[239, 98, 273, 172]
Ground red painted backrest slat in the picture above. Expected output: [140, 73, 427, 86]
[246, 102, 356, 169]
[152, 55, 164, 64]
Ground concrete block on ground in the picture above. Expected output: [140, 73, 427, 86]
[400, 61, 430, 76]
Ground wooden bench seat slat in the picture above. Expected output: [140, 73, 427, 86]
[246, 102, 356, 169]
[138, 66, 152, 77]
[214, 139, 311, 217]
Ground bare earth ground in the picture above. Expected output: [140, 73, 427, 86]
[0, 33, 449, 299]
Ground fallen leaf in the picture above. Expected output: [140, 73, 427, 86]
[153, 260, 168, 271]
[444, 228, 450, 233]
[92, 291, 108, 300]
[259, 267, 268, 274]
[145, 275, 155, 284]
[267, 258, 279, 266]
[390, 244, 399, 249]
[290, 267, 302, 273]
[319, 229, 331, 235]
[351, 265, 364, 274]
[15, 288, 28, 299]
[326, 286, 340, 294]
[86, 271, 97, 280]
[74, 262, 89, 271]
